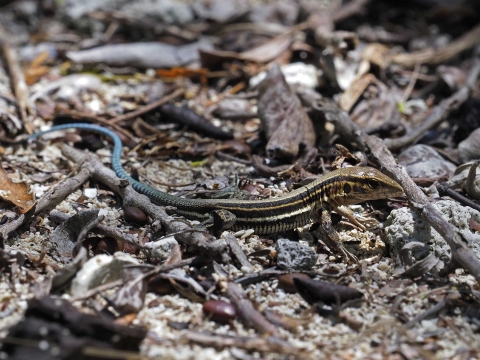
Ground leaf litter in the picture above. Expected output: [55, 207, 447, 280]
[1, 0, 480, 359]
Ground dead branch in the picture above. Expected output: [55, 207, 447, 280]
[181, 331, 309, 358]
[0, 27, 34, 134]
[391, 23, 480, 67]
[366, 135, 480, 282]
[59, 144, 230, 261]
[35, 168, 92, 216]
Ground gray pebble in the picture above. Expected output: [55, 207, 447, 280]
[276, 238, 317, 270]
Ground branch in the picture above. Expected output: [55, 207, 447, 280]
[59, 144, 230, 261]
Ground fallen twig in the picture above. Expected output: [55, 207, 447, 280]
[108, 88, 184, 125]
[60, 144, 230, 261]
[391, 23, 480, 67]
[384, 57, 480, 151]
[224, 233, 253, 271]
[0, 27, 34, 134]
[224, 281, 278, 335]
[35, 168, 92, 216]
[181, 331, 308, 358]
[367, 135, 480, 282]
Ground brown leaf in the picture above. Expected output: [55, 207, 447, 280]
[0, 164, 35, 213]
[257, 64, 316, 159]
[110, 266, 149, 315]
[339, 73, 377, 112]
[293, 277, 363, 305]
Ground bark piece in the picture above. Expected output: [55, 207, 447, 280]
[51, 209, 100, 257]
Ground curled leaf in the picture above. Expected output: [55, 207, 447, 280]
[465, 160, 480, 199]
[51, 209, 100, 257]
[0, 164, 35, 213]
[447, 161, 480, 199]
[458, 128, 480, 163]
[397, 254, 440, 278]
[110, 266, 149, 315]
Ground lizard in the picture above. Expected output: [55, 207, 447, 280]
[28, 123, 404, 260]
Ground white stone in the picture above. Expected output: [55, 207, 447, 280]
[70, 252, 139, 297]
[249, 63, 319, 88]
[144, 236, 178, 261]
[385, 199, 480, 262]
[83, 188, 97, 199]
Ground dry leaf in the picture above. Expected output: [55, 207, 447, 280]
[361, 43, 391, 68]
[257, 63, 316, 159]
[339, 73, 377, 112]
[0, 164, 35, 213]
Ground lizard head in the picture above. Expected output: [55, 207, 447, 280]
[332, 166, 404, 206]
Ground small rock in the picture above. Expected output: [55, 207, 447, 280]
[124, 207, 148, 226]
[397, 144, 456, 179]
[144, 237, 178, 261]
[275, 238, 317, 270]
[83, 188, 97, 199]
[203, 300, 237, 323]
[250, 62, 319, 88]
[385, 199, 480, 262]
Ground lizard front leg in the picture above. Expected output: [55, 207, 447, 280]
[335, 205, 380, 231]
[316, 206, 358, 264]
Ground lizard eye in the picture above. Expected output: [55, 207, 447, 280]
[368, 179, 380, 189]
[343, 183, 352, 193]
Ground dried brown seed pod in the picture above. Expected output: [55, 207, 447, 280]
[203, 300, 237, 323]
[124, 207, 148, 226]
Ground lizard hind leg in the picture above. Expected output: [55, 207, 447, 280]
[211, 209, 237, 236]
